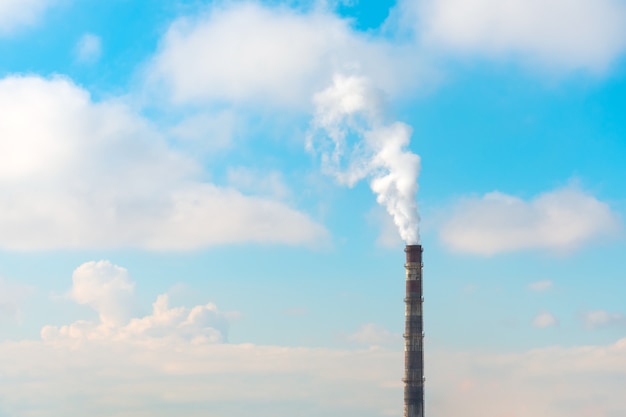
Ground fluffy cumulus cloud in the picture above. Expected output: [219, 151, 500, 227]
[148, 2, 418, 107]
[0, 75, 326, 250]
[42, 293, 227, 346]
[406, 0, 626, 71]
[0, 0, 56, 34]
[439, 185, 621, 255]
[69, 261, 137, 326]
[43, 260, 229, 346]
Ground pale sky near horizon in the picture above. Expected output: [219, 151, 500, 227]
[1, 1, 626, 416]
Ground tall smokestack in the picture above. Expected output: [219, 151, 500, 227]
[404, 245, 424, 417]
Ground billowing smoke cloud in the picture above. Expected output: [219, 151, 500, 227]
[307, 74, 421, 244]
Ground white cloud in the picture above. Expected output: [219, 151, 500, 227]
[439, 185, 621, 255]
[409, 0, 626, 72]
[528, 280, 553, 292]
[148, 2, 419, 107]
[168, 110, 236, 152]
[227, 167, 291, 200]
[42, 293, 228, 346]
[582, 310, 626, 329]
[532, 311, 558, 328]
[75, 33, 102, 63]
[69, 261, 137, 326]
[0, 75, 326, 250]
[344, 323, 401, 347]
[0, 278, 33, 320]
[0, 0, 56, 35]
[43, 260, 229, 346]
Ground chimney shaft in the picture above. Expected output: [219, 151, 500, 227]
[404, 245, 424, 417]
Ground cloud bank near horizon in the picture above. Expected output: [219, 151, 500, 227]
[1, 260, 625, 417]
[0, 260, 625, 417]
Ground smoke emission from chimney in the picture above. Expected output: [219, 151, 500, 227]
[307, 74, 421, 244]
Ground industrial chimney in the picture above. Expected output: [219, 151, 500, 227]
[404, 245, 424, 417]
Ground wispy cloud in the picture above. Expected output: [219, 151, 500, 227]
[75, 33, 102, 63]
[0, 278, 34, 321]
[582, 310, 626, 329]
[344, 323, 401, 347]
[168, 110, 236, 152]
[532, 311, 558, 328]
[366, 205, 404, 248]
[227, 167, 291, 200]
[282, 307, 307, 317]
[528, 280, 553, 292]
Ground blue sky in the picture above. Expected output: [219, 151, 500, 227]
[1, 0, 626, 416]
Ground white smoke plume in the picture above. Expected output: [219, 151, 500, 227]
[307, 74, 421, 244]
